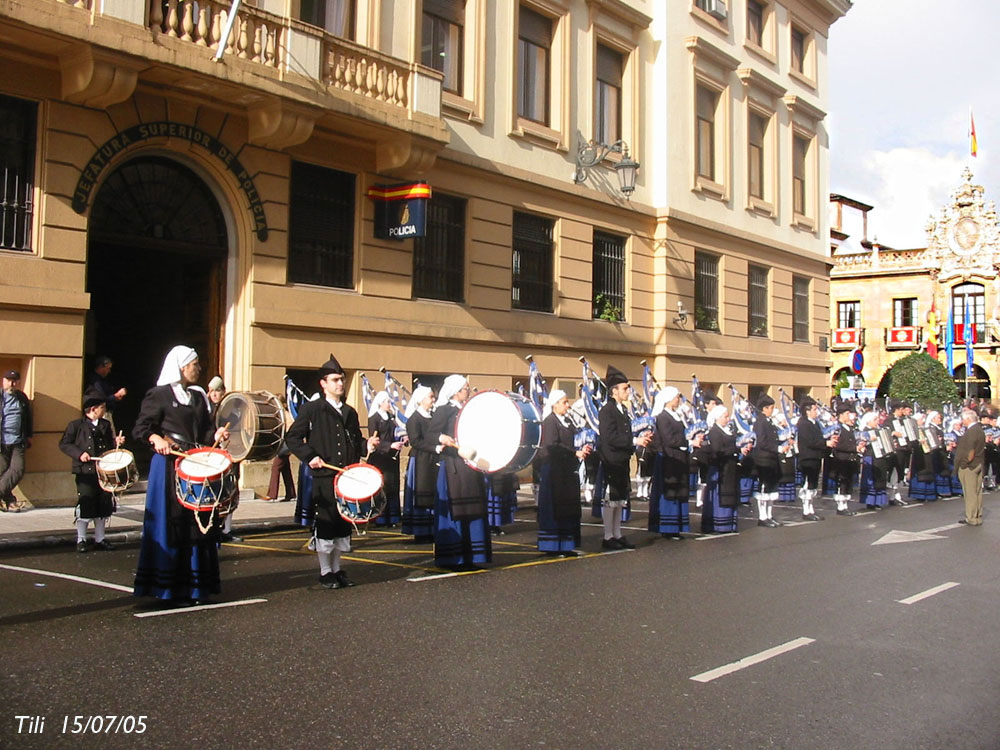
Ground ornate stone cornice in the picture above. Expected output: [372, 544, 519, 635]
[59, 45, 140, 108]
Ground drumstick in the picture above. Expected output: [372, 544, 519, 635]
[212, 421, 232, 449]
[319, 461, 349, 474]
[169, 449, 191, 459]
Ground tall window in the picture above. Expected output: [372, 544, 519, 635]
[747, 0, 764, 46]
[517, 6, 551, 125]
[595, 44, 622, 145]
[512, 212, 553, 312]
[793, 134, 809, 215]
[893, 298, 917, 327]
[748, 264, 768, 337]
[413, 194, 466, 302]
[298, 0, 354, 39]
[792, 275, 809, 342]
[0, 94, 36, 251]
[592, 231, 626, 321]
[790, 26, 806, 74]
[288, 161, 355, 289]
[748, 111, 767, 200]
[422, 0, 464, 95]
[837, 300, 860, 328]
[952, 282, 986, 344]
[695, 251, 720, 332]
[696, 85, 718, 181]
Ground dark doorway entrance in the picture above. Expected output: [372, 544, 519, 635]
[954, 363, 992, 401]
[86, 156, 228, 454]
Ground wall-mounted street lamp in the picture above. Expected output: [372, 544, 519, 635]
[573, 139, 640, 198]
[673, 301, 690, 327]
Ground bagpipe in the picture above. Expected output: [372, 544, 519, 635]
[576, 356, 604, 450]
[726, 383, 757, 449]
[379, 367, 412, 440]
[682, 375, 710, 442]
[776, 388, 799, 455]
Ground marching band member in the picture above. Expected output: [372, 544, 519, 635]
[402, 385, 437, 542]
[206, 376, 242, 544]
[699, 405, 748, 534]
[535, 390, 586, 556]
[598, 366, 650, 550]
[795, 397, 832, 521]
[907, 412, 938, 502]
[923, 411, 948, 500]
[858, 411, 890, 510]
[367, 391, 403, 528]
[648, 386, 700, 540]
[60, 390, 126, 552]
[286, 354, 378, 590]
[886, 399, 911, 506]
[830, 402, 861, 516]
[486, 472, 518, 535]
[751, 394, 782, 527]
[428, 374, 492, 570]
[132, 346, 229, 603]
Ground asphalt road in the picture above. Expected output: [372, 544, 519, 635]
[1, 495, 998, 749]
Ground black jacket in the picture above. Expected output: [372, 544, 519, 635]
[751, 416, 779, 468]
[598, 401, 633, 467]
[286, 397, 364, 477]
[797, 416, 827, 464]
[133, 385, 215, 448]
[60, 417, 116, 475]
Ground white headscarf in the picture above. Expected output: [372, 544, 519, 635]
[706, 404, 728, 427]
[859, 411, 879, 430]
[926, 410, 941, 425]
[652, 386, 680, 417]
[368, 390, 391, 418]
[542, 389, 568, 419]
[156, 346, 199, 405]
[405, 385, 433, 419]
[435, 374, 468, 408]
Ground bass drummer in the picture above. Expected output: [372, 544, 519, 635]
[286, 354, 379, 590]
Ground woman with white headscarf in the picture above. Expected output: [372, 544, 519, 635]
[648, 385, 701, 540]
[535, 389, 587, 556]
[698, 405, 749, 534]
[402, 385, 437, 542]
[858, 411, 890, 510]
[907, 411, 937, 502]
[427, 374, 491, 570]
[368, 391, 403, 527]
[132, 345, 229, 603]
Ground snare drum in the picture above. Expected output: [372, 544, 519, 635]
[334, 463, 386, 527]
[175, 447, 233, 512]
[216, 390, 286, 462]
[95, 449, 138, 494]
[454, 390, 541, 473]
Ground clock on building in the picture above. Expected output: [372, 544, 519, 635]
[951, 216, 982, 255]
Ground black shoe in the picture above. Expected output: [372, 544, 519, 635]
[958, 518, 968, 524]
[802, 513, 825, 521]
[92, 540, 115, 551]
[76, 541, 88, 553]
[334, 570, 356, 588]
[491, 527, 505, 536]
[757, 519, 781, 528]
[220, 533, 243, 543]
[616, 537, 636, 549]
[836, 509, 858, 516]
[319, 572, 337, 589]
[601, 538, 621, 551]
[562, 550, 580, 557]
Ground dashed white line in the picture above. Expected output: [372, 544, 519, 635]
[690, 637, 815, 683]
[0, 563, 133, 593]
[897, 581, 960, 605]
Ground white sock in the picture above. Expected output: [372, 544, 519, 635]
[603, 509, 616, 540]
[94, 518, 106, 543]
[835, 494, 848, 511]
[584, 483, 594, 504]
[223, 514, 233, 534]
[755, 494, 766, 519]
[331, 548, 342, 574]
[317, 550, 333, 576]
[612, 508, 623, 538]
[76, 519, 89, 543]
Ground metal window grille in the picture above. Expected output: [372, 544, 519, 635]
[413, 193, 466, 302]
[288, 161, 355, 289]
[512, 212, 553, 312]
[695, 251, 720, 331]
[838, 301, 860, 328]
[748, 264, 768, 336]
[592, 231, 626, 321]
[792, 275, 809, 342]
[0, 94, 37, 252]
[893, 298, 917, 327]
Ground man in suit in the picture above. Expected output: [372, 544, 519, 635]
[955, 408, 985, 526]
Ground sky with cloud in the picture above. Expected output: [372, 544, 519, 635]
[828, 0, 1000, 249]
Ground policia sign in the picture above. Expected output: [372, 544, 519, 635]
[367, 183, 431, 240]
[72, 121, 269, 241]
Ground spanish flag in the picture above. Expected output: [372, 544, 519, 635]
[970, 109, 978, 158]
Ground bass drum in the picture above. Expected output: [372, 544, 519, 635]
[216, 390, 286, 462]
[455, 390, 541, 473]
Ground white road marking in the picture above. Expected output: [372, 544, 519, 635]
[0, 563, 133, 593]
[897, 582, 960, 605]
[133, 598, 267, 617]
[690, 637, 815, 683]
[922, 522, 963, 534]
[872, 521, 964, 545]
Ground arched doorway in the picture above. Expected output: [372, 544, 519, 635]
[953, 363, 992, 401]
[86, 155, 229, 444]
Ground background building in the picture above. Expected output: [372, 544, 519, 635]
[0, 0, 848, 504]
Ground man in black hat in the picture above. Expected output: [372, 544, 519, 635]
[597, 365, 651, 550]
[796, 396, 834, 521]
[750, 393, 783, 527]
[886, 399, 912, 506]
[0, 370, 32, 512]
[830, 402, 860, 516]
[286, 354, 379, 589]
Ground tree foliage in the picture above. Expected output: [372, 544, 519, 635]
[878, 352, 959, 410]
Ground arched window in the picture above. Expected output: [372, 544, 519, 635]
[951, 282, 985, 344]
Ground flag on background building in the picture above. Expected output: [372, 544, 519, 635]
[945, 302, 955, 376]
[965, 297, 975, 375]
[926, 302, 938, 359]
[970, 109, 978, 158]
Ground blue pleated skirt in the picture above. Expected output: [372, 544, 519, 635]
[401, 457, 435, 538]
[434, 464, 491, 567]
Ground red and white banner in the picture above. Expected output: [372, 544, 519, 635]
[886, 326, 918, 347]
[832, 328, 860, 348]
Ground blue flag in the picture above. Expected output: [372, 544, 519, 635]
[965, 297, 975, 375]
[945, 302, 955, 376]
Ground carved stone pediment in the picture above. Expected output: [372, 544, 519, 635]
[925, 167, 1000, 282]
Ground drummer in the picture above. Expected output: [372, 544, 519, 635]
[59, 389, 125, 552]
[132, 346, 229, 604]
[286, 354, 378, 590]
[206, 376, 242, 544]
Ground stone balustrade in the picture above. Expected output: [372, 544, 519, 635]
[151, 0, 282, 68]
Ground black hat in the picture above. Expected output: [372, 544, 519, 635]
[889, 398, 905, 411]
[605, 365, 628, 389]
[800, 396, 818, 409]
[756, 394, 775, 409]
[82, 388, 105, 411]
[319, 353, 344, 377]
[703, 391, 719, 404]
[3, 370, 20, 381]
[95, 355, 112, 368]
[836, 401, 854, 415]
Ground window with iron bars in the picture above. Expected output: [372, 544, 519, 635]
[413, 193, 466, 302]
[592, 231, 625, 321]
[748, 264, 768, 336]
[792, 275, 809, 342]
[695, 250, 720, 332]
[287, 161, 355, 289]
[512, 212, 554, 312]
[0, 94, 37, 252]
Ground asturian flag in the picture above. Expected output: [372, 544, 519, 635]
[945, 302, 955, 376]
[965, 297, 975, 374]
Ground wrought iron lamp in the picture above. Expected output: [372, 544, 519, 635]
[673, 301, 690, 326]
[573, 139, 640, 197]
